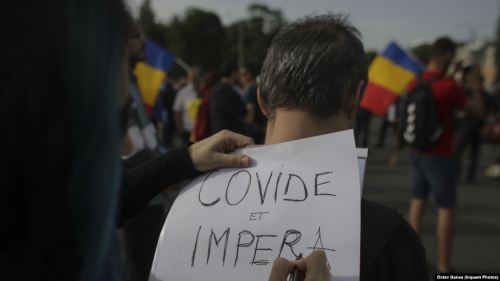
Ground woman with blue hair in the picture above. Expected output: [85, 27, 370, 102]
[0, 1, 253, 280]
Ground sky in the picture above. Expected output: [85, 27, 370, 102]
[126, 0, 500, 51]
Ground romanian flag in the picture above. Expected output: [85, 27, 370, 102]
[360, 42, 424, 116]
[134, 39, 175, 113]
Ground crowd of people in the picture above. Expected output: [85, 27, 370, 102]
[127, 58, 266, 157]
[2, 0, 500, 281]
[355, 57, 500, 182]
[354, 38, 500, 274]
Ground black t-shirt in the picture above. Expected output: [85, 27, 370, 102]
[361, 199, 429, 281]
[209, 82, 247, 135]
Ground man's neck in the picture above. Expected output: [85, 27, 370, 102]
[264, 109, 352, 144]
[427, 59, 445, 74]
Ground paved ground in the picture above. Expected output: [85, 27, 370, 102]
[362, 124, 500, 276]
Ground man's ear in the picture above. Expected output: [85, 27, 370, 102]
[346, 80, 365, 120]
[355, 80, 366, 104]
[257, 87, 268, 117]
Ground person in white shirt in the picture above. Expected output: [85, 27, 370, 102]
[173, 69, 200, 142]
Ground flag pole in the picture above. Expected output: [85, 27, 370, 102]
[175, 57, 191, 73]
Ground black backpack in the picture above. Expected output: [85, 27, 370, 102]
[400, 76, 443, 149]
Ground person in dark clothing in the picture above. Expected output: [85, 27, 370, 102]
[241, 65, 266, 144]
[0, 2, 255, 281]
[152, 82, 177, 149]
[355, 106, 372, 147]
[209, 62, 248, 135]
[359, 200, 427, 281]
[376, 101, 399, 148]
[257, 15, 428, 280]
[454, 65, 487, 184]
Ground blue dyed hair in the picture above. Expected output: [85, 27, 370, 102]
[1, 0, 127, 280]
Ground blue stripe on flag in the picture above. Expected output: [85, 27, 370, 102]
[381, 42, 424, 74]
[145, 39, 175, 72]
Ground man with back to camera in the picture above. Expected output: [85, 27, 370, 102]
[406, 37, 480, 273]
[257, 15, 429, 281]
[209, 61, 249, 136]
[240, 64, 267, 144]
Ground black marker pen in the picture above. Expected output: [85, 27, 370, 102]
[288, 254, 304, 281]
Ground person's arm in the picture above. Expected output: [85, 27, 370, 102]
[118, 130, 254, 226]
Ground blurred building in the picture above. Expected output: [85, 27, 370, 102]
[455, 38, 496, 88]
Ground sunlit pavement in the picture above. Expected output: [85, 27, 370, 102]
[363, 131, 500, 275]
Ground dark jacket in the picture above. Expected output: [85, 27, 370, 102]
[209, 82, 247, 135]
[119, 148, 200, 226]
[361, 199, 428, 281]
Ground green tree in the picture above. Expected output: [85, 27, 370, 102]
[139, 0, 155, 34]
[223, 3, 286, 70]
[135, 1, 286, 76]
[164, 8, 224, 69]
[247, 3, 285, 34]
[138, 0, 170, 48]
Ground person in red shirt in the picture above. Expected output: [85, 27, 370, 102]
[406, 37, 470, 273]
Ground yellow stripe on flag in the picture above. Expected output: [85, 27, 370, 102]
[368, 56, 416, 95]
[133, 62, 167, 107]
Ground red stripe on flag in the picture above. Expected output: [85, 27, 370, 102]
[360, 83, 398, 116]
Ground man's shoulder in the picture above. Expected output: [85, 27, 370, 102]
[420, 71, 461, 96]
[361, 199, 423, 253]
[212, 83, 242, 103]
[361, 199, 400, 251]
[213, 82, 231, 93]
[361, 199, 428, 280]
[406, 72, 457, 93]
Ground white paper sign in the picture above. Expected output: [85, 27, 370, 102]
[150, 130, 361, 281]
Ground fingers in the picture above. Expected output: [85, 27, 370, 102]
[232, 132, 255, 148]
[268, 257, 295, 281]
[217, 130, 254, 150]
[217, 154, 251, 168]
[189, 130, 254, 171]
[307, 250, 329, 273]
[295, 251, 330, 280]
